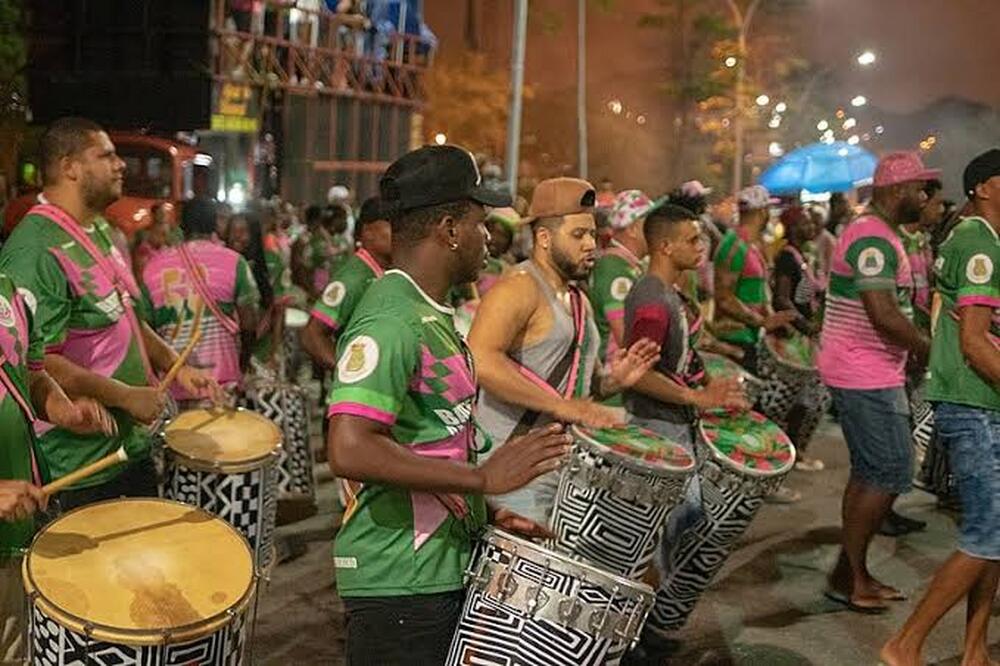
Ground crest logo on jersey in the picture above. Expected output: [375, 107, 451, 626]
[337, 335, 379, 383]
[0, 295, 14, 328]
[857, 247, 885, 277]
[322, 281, 346, 308]
[966, 254, 993, 285]
[610, 276, 634, 301]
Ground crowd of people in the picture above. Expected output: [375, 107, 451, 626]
[0, 115, 997, 666]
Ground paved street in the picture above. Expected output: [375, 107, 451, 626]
[251, 414, 996, 665]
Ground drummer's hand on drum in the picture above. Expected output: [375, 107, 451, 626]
[122, 386, 168, 425]
[174, 366, 223, 405]
[697, 376, 750, 412]
[604, 338, 661, 393]
[552, 399, 624, 429]
[478, 423, 573, 495]
[492, 507, 555, 540]
[0, 480, 47, 522]
[48, 397, 118, 436]
[762, 310, 799, 334]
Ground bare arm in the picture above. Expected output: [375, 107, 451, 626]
[290, 239, 314, 298]
[860, 289, 931, 364]
[301, 317, 338, 370]
[631, 370, 746, 411]
[327, 415, 570, 495]
[607, 318, 625, 350]
[43, 354, 132, 410]
[773, 273, 795, 313]
[959, 305, 1000, 386]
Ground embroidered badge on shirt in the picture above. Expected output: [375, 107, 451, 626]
[858, 247, 886, 277]
[611, 276, 634, 301]
[322, 281, 347, 308]
[337, 335, 379, 383]
[966, 254, 994, 285]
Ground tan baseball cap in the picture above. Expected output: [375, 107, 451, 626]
[527, 177, 596, 221]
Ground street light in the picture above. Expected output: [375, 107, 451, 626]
[857, 50, 877, 67]
[434, 133, 447, 145]
[843, 117, 857, 130]
[851, 95, 868, 107]
[847, 135, 860, 145]
[817, 120, 829, 131]
[775, 102, 787, 113]
[725, 56, 738, 68]
[756, 94, 770, 106]
[768, 141, 784, 157]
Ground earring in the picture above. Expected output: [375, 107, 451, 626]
[449, 241, 459, 251]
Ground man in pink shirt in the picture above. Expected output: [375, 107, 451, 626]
[819, 152, 935, 613]
[142, 198, 261, 404]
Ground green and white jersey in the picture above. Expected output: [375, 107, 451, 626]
[310, 248, 384, 333]
[927, 216, 1000, 412]
[327, 269, 487, 597]
[589, 241, 644, 362]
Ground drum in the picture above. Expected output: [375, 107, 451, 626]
[162, 408, 281, 574]
[447, 528, 654, 666]
[282, 307, 309, 381]
[755, 332, 826, 430]
[911, 386, 954, 498]
[648, 410, 795, 632]
[550, 425, 695, 580]
[23, 498, 255, 665]
[148, 394, 180, 483]
[701, 352, 763, 406]
[243, 377, 316, 519]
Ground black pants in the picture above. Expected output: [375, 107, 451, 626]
[54, 456, 159, 513]
[344, 591, 465, 665]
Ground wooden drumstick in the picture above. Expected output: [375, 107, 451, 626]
[42, 447, 128, 495]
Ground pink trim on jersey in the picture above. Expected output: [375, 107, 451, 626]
[818, 214, 913, 389]
[327, 401, 397, 425]
[355, 248, 385, 277]
[605, 308, 625, 321]
[957, 295, 1000, 308]
[310, 307, 338, 331]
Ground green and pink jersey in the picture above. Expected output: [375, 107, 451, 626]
[327, 269, 486, 597]
[589, 241, 644, 362]
[0, 205, 153, 488]
[927, 216, 1000, 412]
[310, 248, 383, 334]
[901, 226, 933, 331]
[714, 227, 768, 345]
[0, 273, 48, 558]
[817, 213, 914, 389]
[142, 239, 259, 398]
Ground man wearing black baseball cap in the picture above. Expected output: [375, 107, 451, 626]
[883, 149, 1000, 666]
[325, 145, 571, 664]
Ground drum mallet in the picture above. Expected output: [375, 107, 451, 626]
[41, 447, 128, 496]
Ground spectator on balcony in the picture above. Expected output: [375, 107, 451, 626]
[290, 0, 322, 49]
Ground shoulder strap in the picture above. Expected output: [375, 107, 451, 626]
[30, 204, 156, 385]
[177, 243, 240, 336]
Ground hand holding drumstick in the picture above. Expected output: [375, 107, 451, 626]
[155, 300, 224, 406]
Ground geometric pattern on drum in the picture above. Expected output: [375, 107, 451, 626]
[910, 395, 935, 458]
[164, 462, 277, 573]
[647, 476, 766, 632]
[916, 428, 954, 499]
[28, 603, 248, 665]
[550, 443, 688, 580]
[446, 589, 622, 666]
[244, 383, 315, 500]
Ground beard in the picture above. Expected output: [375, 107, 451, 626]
[551, 243, 592, 281]
[81, 174, 121, 211]
[899, 198, 923, 225]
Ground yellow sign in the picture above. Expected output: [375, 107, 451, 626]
[210, 114, 259, 133]
[219, 83, 252, 116]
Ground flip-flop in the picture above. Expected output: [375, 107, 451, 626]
[823, 589, 889, 615]
[876, 585, 907, 602]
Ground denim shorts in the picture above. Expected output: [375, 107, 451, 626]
[828, 386, 912, 495]
[935, 402, 1000, 560]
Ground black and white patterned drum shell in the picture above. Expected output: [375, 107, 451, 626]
[164, 457, 279, 575]
[448, 528, 654, 666]
[242, 379, 315, 501]
[549, 427, 695, 580]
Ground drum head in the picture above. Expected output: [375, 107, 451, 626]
[698, 410, 795, 477]
[702, 353, 744, 380]
[765, 332, 815, 369]
[164, 408, 281, 467]
[572, 424, 695, 475]
[284, 307, 309, 329]
[23, 498, 255, 645]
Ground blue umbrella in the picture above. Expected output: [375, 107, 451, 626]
[759, 142, 878, 194]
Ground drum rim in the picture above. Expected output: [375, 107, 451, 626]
[162, 406, 283, 470]
[570, 424, 696, 476]
[22, 498, 257, 646]
[697, 410, 796, 478]
[483, 526, 654, 599]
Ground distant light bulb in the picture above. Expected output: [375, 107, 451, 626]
[775, 102, 787, 113]
[857, 50, 877, 66]
[847, 135, 860, 145]
[851, 95, 868, 107]
[725, 56, 738, 68]
[843, 118, 857, 130]
[434, 133, 447, 145]
[817, 120, 829, 131]
[756, 94, 770, 107]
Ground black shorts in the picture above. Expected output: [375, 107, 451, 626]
[343, 591, 465, 665]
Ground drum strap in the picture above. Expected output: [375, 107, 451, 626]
[31, 204, 156, 385]
[0, 356, 42, 485]
[510, 287, 586, 436]
[177, 242, 241, 337]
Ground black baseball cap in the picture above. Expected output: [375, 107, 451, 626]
[964, 149, 1000, 199]
[379, 145, 512, 214]
[357, 196, 386, 229]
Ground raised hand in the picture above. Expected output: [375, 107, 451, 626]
[605, 337, 661, 392]
[477, 423, 572, 495]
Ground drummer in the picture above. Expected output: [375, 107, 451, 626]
[589, 189, 655, 366]
[0, 117, 218, 512]
[470, 177, 658, 524]
[325, 145, 570, 665]
[301, 196, 392, 371]
[0, 269, 117, 664]
[141, 197, 261, 407]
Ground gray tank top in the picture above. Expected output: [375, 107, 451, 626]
[477, 260, 599, 455]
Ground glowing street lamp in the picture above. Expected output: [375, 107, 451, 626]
[847, 135, 860, 145]
[817, 120, 829, 131]
[857, 50, 877, 67]
[725, 56, 738, 68]
[755, 94, 770, 107]
[775, 102, 787, 113]
[851, 95, 868, 107]
[434, 133, 447, 145]
[843, 117, 857, 130]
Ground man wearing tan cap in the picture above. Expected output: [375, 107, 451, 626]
[469, 177, 658, 523]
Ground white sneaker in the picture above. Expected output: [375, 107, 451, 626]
[795, 457, 825, 472]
